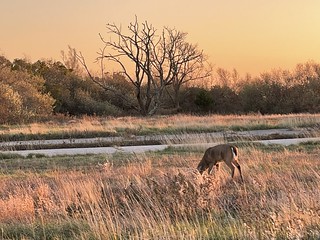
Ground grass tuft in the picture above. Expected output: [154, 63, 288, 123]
[1, 113, 320, 141]
[0, 142, 319, 239]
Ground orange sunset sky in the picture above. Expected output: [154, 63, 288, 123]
[1, 0, 320, 76]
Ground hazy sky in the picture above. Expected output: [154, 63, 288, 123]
[1, 0, 320, 76]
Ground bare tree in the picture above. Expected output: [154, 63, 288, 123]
[99, 18, 161, 115]
[61, 45, 82, 75]
[76, 51, 140, 113]
[215, 68, 242, 91]
[165, 29, 212, 109]
[80, 17, 210, 115]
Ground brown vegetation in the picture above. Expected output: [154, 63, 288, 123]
[1, 52, 320, 123]
[1, 113, 320, 138]
[0, 144, 319, 239]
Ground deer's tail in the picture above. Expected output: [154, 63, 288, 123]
[231, 146, 238, 158]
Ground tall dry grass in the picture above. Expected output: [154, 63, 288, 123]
[0, 146, 319, 239]
[1, 113, 320, 138]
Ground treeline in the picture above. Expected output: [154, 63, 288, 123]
[189, 64, 320, 114]
[1, 55, 320, 124]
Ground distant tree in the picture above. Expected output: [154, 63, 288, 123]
[210, 86, 240, 114]
[215, 68, 241, 91]
[11, 58, 34, 72]
[166, 29, 211, 110]
[0, 66, 55, 123]
[0, 82, 23, 123]
[178, 87, 204, 113]
[31, 60, 74, 113]
[30, 60, 121, 116]
[293, 61, 320, 85]
[78, 17, 210, 115]
[0, 55, 12, 69]
[195, 89, 213, 112]
[61, 45, 83, 75]
[238, 81, 264, 113]
[101, 72, 136, 112]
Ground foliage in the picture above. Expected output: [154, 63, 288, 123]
[0, 82, 23, 123]
[238, 63, 320, 114]
[195, 89, 213, 111]
[210, 85, 240, 113]
[6, 57, 124, 117]
[0, 66, 55, 124]
[2, 52, 320, 122]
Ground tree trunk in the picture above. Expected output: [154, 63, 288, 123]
[173, 84, 181, 110]
[136, 88, 147, 116]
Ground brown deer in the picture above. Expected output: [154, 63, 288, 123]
[197, 144, 243, 182]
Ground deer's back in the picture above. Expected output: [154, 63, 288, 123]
[205, 144, 234, 162]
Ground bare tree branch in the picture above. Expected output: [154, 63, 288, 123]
[76, 51, 140, 112]
[84, 17, 211, 115]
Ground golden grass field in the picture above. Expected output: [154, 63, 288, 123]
[1, 113, 320, 138]
[0, 114, 319, 239]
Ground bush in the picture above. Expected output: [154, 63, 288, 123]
[195, 89, 213, 112]
[0, 67, 54, 123]
[210, 86, 240, 114]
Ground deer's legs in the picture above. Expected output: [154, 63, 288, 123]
[232, 160, 243, 182]
[225, 161, 236, 178]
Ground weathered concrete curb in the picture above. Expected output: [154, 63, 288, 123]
[0, 128, 315, 151]
[2, 137, 320, 157]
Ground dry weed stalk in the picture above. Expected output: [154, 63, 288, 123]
[0, 147, 319, 239]
[2, 113, 320, 137]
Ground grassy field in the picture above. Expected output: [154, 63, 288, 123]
[0, 141, 319, 239]
[1, 113, 320, 141]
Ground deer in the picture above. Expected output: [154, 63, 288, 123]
[197, 144, 243, 182]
